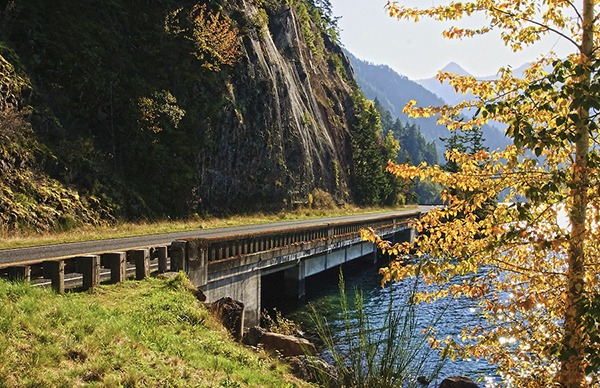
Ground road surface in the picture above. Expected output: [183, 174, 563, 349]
[0, 207, 430, 266]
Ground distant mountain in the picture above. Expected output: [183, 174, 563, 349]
[346, 52, 509, 158]
[416, 62, 473, 105]
[346, 50, 445, 118]
[480, 62, 531, 80]
[440, 61, 472, 76]
[346, 50, 448, 155]
[416, 61, 532, 104]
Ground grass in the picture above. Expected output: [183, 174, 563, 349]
[0, 273, 310, 387]
[309, 270, 446, 387]
[0, 205, 414, 250]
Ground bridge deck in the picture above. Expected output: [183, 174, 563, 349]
[0, 211, 422, 295]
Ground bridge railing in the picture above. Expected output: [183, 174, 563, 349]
[202, 225, 329, 262]
[0, 247, 168, 293]
[200, 212, 417, 263]
[0, 211, 420, 292]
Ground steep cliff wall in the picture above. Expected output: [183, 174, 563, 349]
[0, 0, 360, 230]
[201, 1, 355, 211]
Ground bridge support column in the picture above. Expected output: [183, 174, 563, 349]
[393, 228, 416, 244]
[283, 262, 305, 300]
[408, 227, 417, 243]
[204, 271, 261, 328]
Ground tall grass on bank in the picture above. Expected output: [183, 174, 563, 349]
[0, 274, 307, 387]
[310, 271, 446, 387]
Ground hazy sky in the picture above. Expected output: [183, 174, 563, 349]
[329, 0, 575, 80]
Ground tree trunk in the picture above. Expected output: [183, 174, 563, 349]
[558, 1, 593, 385]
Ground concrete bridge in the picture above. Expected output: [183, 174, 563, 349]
[0, 210, 422, 326]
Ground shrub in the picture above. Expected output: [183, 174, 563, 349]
[308, 188, 337, 210]
[261, 309, 302, 336]
[165, 4, 241, 71]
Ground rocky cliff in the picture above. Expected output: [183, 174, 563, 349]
[0, 0, 377, 230]
[199, 0, 355, 212]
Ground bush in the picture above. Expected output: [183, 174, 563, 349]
[261, 308, 302, 336]
[0, 110, 113, 232]
[308, 188, 337, 210]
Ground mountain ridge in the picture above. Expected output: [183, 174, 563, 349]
[416, 61, 532, 103]
[346, 52, 510, 158]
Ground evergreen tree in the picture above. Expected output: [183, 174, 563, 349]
[373, 101, 438, 166]
[466, 125, 487, 154]
[440, 130, 467, 173]
[374, 98, 395, 133]
[372, 101, 441, 204]
[308, 0, 340, 42]
[440, 126, 487, 172]
[351, 94, 387, 206]
[351, 93, 408, 206]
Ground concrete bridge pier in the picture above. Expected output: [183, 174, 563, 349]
[391, 227, 416, 245]
[204, 270, 261, 327]
[283, 262, 306, 300]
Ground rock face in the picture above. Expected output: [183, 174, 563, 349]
[199, 0, 355, 213]
[207, 297, 245, 342]
[438, 375, 479, 388]
[0, 0, 360, 226]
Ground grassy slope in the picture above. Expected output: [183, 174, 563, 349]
[0, 274, 310, 387]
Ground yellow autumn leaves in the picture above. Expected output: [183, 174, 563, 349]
[366, 1, 600, 385]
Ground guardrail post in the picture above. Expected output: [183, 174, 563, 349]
[43, 260, 65, 293]
[327, 224, 334, 243]
[78, 255, 100, 290]
[155, 246, 168, 273]
[130, 249, 150, 280]
[186, 239, 207, 287]
[101, 252, 127, 283]
[170, 240, 187, 272]
[8, 266, 31, 282]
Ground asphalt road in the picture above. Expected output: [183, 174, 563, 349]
[0, 207, 429, 266]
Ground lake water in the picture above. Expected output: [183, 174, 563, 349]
[274, 256, 500, 387]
